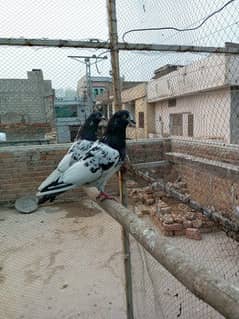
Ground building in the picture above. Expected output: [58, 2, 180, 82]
[55, 96, 90, 143]
[0, 69, 55, 143]
[121, 83, 153, 139]
[77, 76, 112, 112]
[77, 75, 145, 118]
[147, 51, 239, 144]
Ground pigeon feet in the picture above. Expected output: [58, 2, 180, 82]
[96, 191, 118, 202]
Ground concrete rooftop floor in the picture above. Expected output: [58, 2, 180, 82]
[1, 198, 239, 319]
[0, 200, 126, 319]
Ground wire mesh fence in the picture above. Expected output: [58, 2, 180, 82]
[0, 0, 239, 318]
[129, 231, 239, 319]
[126, 162, 239, 319]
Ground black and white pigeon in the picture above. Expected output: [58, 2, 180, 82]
[37, 111, 105, 204]
[36, 110, 135, 202]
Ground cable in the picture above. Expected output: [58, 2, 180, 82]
[122, 0, 237, 42]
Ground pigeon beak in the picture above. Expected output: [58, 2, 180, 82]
[128, 114, 136, 127]
[98, 117, 108, 127]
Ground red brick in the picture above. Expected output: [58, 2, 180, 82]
[163, 223, 183, 231]
[183, 220, 193, 228]
[174, 229, 185, 236]
[185, 228, 202, 240]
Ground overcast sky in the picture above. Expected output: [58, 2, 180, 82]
[0, 0, 238, 91]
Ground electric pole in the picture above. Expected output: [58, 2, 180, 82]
[68, 55, 107, 113]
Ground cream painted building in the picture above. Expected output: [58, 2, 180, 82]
[147, 52, 239, 144]
[121, 83, 155, 139]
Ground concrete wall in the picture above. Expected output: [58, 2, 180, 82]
[147, 55, 228, 101]
[226, 55, 239, 85]
[125, 97, 147, 139]
[170, 138, 239, 164]
[230, 87, 239, 144]
[154, 88, 231, 143]
[56, 118, 82, 143]
[122, 83, 149, 139]
[0, 70, 55, 141]
[147, 54, 239, 144]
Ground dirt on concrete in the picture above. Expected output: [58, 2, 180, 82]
[0, 200, 126, 319]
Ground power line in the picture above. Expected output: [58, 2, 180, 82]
[122, 0, 237, 42]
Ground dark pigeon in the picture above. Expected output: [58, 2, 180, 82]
[36, 110, 135, 202]
[37, 111, 105, 204]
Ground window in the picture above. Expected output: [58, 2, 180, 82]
[70, 125, 81, 142]
[188, 114, 194, 137]
[93, 88, 105, 97]
[93, 88, 99, 96]
[168, 98, 176, 107]
[55, 105, 77, 118]
[138, 112, 144, 128]
[169, 113, 183, 136]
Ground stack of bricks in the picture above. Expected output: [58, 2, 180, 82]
[151, 204, 217, 240]
[127, 181, 218, 240]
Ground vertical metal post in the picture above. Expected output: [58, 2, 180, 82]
[107, 0, 122, 112]
[107, 1, 134, 317]
[118, 170, 134, 319]
[85, 58, 93, 112]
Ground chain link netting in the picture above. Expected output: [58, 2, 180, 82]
[0, 0, 239, 318]
[126, 165, 239, 319]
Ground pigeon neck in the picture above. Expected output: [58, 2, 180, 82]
[78, 125, 98, 141]
[103, 127, 127, 158]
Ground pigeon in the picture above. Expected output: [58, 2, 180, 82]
[37, 111, 105, 204]
[36, 110, 135, 202]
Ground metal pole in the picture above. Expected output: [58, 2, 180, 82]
[107, 2, 133, 317]
[107, 0, 122, 112]
[85, 58, 93, 112]
[83, 186, 239, 319]
[68, 55, 107, 113]
[118, 170, 134, 319]
[1, 37, 239, 54]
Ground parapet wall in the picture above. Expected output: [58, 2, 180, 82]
[0, 139, 170, 204]
[1, 138, 239, 226]
[169, 138, 239, 225]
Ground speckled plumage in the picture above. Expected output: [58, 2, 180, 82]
[37, 110, 135, 202]
[37, 112, 104, 203]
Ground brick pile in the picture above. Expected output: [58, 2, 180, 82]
[127, 180, 218, 240]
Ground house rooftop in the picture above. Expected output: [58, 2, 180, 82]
[152, 64, 184, 79]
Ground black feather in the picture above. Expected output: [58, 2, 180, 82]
[37, 111, 104, 204]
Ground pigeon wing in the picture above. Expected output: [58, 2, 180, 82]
[38, 139, 93, 192]
[62, 142, 120, 188]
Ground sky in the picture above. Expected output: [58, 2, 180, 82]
[0, 0, 238, 91]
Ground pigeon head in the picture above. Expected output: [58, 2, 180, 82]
[101, 110, 135, 157]
[77, 111, 105, 141]
[87, 111, 105, 125]
[107, 110, 136, 130]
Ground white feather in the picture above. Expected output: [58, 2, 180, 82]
[63, 141, 121, 190]
[37, 139, 94, 193]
